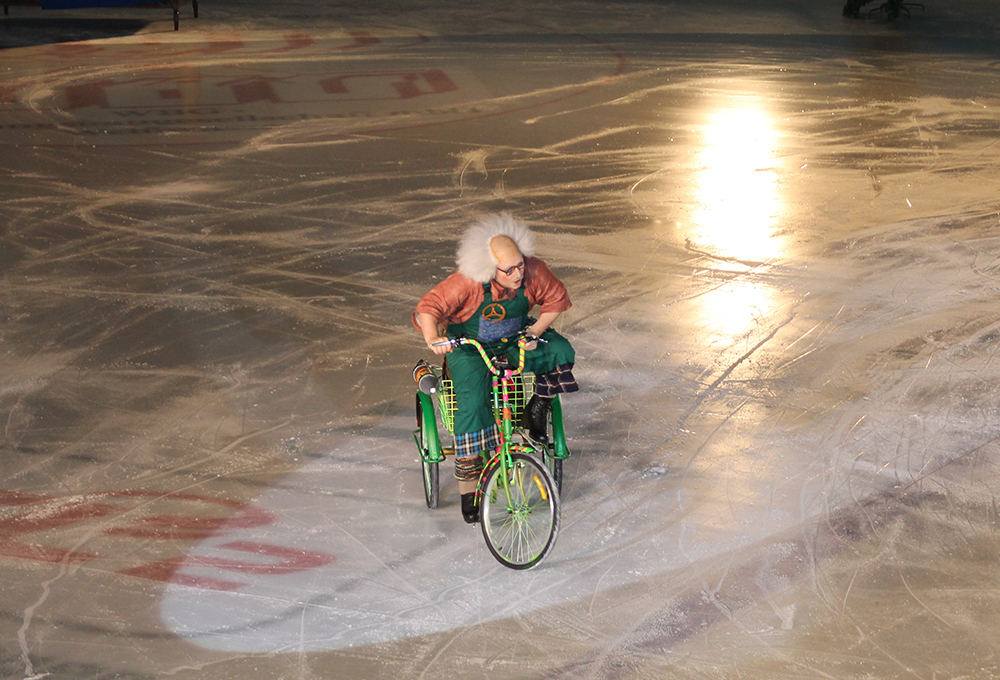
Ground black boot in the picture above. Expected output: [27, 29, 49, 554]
[524, 395, 552, 447]
[460, 492, 479, 524]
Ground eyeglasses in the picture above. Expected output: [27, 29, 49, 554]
[496, 261, 525, 276]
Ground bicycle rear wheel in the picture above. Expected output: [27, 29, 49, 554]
[541, 403, 561, 493]
[415, 394, 439, 509]
[480, 452, 559, 569]
[541, 395, 568, 494]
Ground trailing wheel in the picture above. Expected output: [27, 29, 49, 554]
[542, 395, 569, 494]
[416, 393, 439, 509]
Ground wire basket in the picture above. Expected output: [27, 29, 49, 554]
[438, 374, 535, 435]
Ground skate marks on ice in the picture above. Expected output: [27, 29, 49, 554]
[0, 26, 623, 148]
[789, 211, 1000, 491]
[538, 464, 1000, 680]
[0, 213, 991, 674]
[157, 210, 1000, 670]
[541, 211, 1000, 675]
[157, 410, 691, 653]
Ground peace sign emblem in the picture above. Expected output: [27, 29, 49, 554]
[482, 303, 507, 321]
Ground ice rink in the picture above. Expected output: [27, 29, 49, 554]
[4, 0, 1000, 677]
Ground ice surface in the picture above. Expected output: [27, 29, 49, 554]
[4, 0, 1000, 678]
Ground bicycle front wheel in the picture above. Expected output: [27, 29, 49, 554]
[480, 452, 559, 569]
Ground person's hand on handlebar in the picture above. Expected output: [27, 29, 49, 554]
[426, 335, 454, 355]
[518, 329, 547, 352]
[417, 313, 454, 354]
[522, 311, 559, 351]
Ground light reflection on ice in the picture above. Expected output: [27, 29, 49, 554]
[690, 103, 783, 261]
[695, 281, 777, 344]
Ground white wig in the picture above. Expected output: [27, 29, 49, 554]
[456, 213, 537, 283]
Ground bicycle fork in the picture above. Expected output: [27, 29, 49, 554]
[476, 369, 519, 509]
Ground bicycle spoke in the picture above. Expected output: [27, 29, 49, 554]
[481, 453, 558, 569]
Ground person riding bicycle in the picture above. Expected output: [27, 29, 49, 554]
[413, 213, 578, 524]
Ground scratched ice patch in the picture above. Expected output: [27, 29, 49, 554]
[0, 31, 490, 146]
[157, 425, 693, 652]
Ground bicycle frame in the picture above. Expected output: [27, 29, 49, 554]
[447, 336, 542, 507]
[417, 333, 561, 568]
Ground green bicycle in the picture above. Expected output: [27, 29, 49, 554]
[413, 334, 568, 569]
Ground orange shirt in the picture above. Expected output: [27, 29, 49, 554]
[413, 256, 572, 329]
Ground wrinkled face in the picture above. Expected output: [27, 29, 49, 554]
[494, 254, 525, 289]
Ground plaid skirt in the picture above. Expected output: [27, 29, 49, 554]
[533, 362, 579, 398]
[454, 423, 503, 457]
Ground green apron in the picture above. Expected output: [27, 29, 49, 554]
[446, 284, 573, 438]
[446, 284, 529, 436]
[447, 283, 529, 343]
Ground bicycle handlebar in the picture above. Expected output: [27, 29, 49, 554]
[430, 331, 546, 348]
[431, 332, 547, 375]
